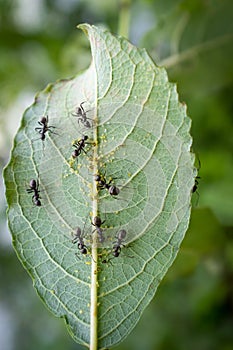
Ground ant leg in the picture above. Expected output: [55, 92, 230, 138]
[80, 101, 87, 109]
[90, 254, 97, 263]
[48, 129, 59, 135]
[47, 126, 57, 129]
[75, 252, 81, 260]
[35, 128, 43, 133]
[31, 195, 35, 204]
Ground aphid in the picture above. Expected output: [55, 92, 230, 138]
[100, 256, 112, 265]
[72, 227, 88, 255]
[112, 229, 127, 257]
[72, 135, 89, 159]
[26, 179, 41, 206]
[94, 173, 120, 197]
[72, 102, 92, 128]
[35, 115, 58, 141]
[92, 216, 106, 244]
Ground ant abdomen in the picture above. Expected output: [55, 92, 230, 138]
[109, 185, 120, 196]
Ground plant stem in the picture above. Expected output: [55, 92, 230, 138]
[118, 0, 131, 38]
[90, 245, 98, 350]
[159, 33, 232, 68]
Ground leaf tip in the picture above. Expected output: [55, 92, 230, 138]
[77, 23, 91, 35]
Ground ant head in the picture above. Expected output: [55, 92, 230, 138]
[93, 216, 102, 227]
[94, 174, 101, 182]
[40, 116, 47, 124]
[83, 135, 88, 140]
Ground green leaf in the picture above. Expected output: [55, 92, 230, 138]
[4, 24, 195, 349]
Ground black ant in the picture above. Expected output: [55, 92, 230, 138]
[112, 229, 127, 257]
[26, 179, 41, 206]
[192, 156, 201, 204]
[72, 102, 92, 128]
[72, 135, 90, 159]
[192, 176, 200, 194]
[91, 216, 106, 244]
[94, 173, 120, 197]
[35, 115, 58, 141]
[192, 175, 201, 206]
[72, 227, 88, 256]
[101, 229, 129, 263]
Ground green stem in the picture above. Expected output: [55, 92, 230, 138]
[118, 0, 131, 38]
[159, 33, 233, 68]
[90, 245, 98, 350]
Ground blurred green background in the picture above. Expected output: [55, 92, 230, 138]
[0, 0, 232, 349]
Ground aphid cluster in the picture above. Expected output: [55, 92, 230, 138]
[92, 168, 133, 261]
[27, 102, 131, 264]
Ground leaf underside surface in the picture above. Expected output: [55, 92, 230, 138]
[4, 24, 195, 349]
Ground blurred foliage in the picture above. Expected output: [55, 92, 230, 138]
[0, 0, 232, 349]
